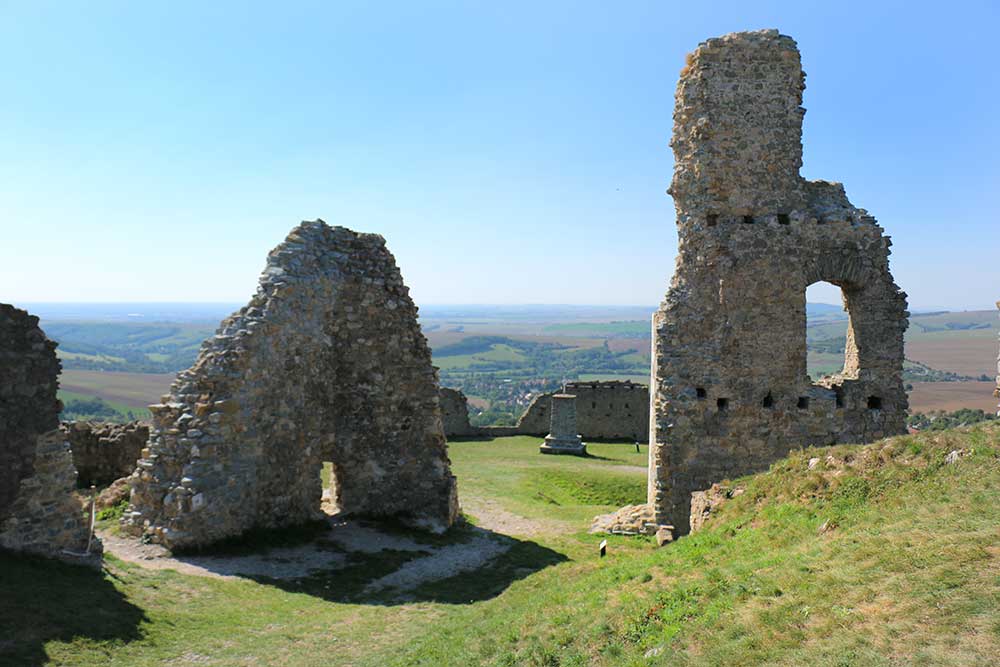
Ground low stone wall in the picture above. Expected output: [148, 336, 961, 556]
[442, 381, 649, 441]
[64, 421, 149, 487]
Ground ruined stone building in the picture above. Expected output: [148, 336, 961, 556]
[647, 30, 909, 534]
[65, 420, 149, 487]
[439, 381, 649, 441]
[124, 221, 459, 549]
[516, 381, 649, 440]
[0, 304, 97, 558]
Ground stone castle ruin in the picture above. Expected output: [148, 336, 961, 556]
[440, 381, 648, 441]
[65, 420, 149, 487]
[0, 304, 97, 558]
[124, 221, 459, 549]
[646, 30, 909, 534]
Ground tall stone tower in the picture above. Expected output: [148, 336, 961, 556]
[648, 30, 909, 533]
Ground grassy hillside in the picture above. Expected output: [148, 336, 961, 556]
[2, 426, 998, 666]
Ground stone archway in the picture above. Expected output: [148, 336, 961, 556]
[125, 221, 459, 550]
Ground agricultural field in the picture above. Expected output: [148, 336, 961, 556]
[3, 425, 999, 665]
[34, 305, 999, 423]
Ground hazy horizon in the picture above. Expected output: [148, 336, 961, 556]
[2, 2, 997, 311]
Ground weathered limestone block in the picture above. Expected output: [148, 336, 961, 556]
[64, 420, 149, 486]
[540, 394, 586, 455]
[0, 304, 97, 559]
[647, 30, 909, 534]
[589, 503, 658, 536]
[123, 221, 459, 549]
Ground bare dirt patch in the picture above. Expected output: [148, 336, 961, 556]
[461, 497, 574, 537]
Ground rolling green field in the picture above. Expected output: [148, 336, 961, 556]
[2, 426, 998, 666]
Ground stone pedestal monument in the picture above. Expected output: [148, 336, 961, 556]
[540, 394, 586, 455]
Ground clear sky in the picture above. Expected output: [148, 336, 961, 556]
[1, 1, 997, 310]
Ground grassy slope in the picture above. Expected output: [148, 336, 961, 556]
[1, 428, 998, 666]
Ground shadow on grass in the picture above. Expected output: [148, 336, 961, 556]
[164, 518, 568, 607]
[251, 520, 568, 606]
[0, 551, 147, 666]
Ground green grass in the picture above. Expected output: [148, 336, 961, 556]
[2, 427, 998, 666]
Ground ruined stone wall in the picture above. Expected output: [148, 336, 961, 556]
[64, 421, 149, 487]
[497, 381, 649, 440]
[439, 388, 478, 437]
[0, 304, 95, 558]
[124, 221, 459, 549]
[649, 30, 908, 534]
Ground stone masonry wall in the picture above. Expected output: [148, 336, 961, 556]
[124, 221, 459, 549]
[64, 421, 149, 487]
[500, 381, 649, 440]
[649, 30, 908, 534]
[0, 304, 96, 558]
[439, 387, 478, 437]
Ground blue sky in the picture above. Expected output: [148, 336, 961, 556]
[1, 1, 997, 310]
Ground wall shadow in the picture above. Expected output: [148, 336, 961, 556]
[164, 519, 568, 607]
[0, 551, 147, 667]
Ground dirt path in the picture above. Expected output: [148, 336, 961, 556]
[460, 497, 574, 537]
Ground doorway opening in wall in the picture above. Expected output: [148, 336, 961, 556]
[321, 461, 341, 516]
[806, 281, 855, 380]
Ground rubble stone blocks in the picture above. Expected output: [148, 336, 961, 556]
[65, 420, 149, 487]
[0, 304, 97, 559]
[647, 30, 909, 534]
[123, 220, 459, 550]
[540, 394, 587, 455]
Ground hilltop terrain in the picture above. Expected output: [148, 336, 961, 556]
[2, 422, 997, 665]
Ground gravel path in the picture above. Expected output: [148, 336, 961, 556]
[460, 497, 574, 537]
